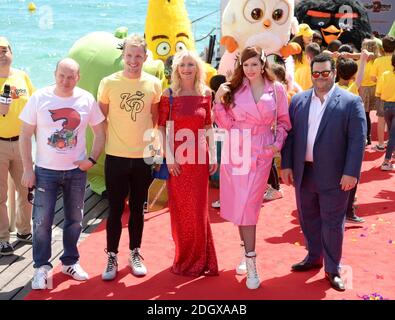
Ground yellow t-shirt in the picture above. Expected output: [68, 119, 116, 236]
[337, 81, 359, 95]
[98, 71, 162, 158]
[295, 64, 312, 90]
[376, 70, 395, 102]
[361, 60, 376, 87]
[0, 69, 35, 137]
[294, 53, 309, 73]
[371, 55, 392, 81]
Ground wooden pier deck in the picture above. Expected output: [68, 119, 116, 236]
[0, 187, 109, 300]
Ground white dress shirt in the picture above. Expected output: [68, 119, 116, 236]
[305, 85, 336, 162]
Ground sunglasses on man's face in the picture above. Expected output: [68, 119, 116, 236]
[311, 70, 332, 79]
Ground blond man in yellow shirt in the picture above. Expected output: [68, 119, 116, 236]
[0, 37, 34, 255]
[98, 34, 162, 281]
[376, 52, 395, 171]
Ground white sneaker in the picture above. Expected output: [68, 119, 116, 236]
[236, 242, 247, 275]
[245, 252, 260, 290]
[62, 262, 89, 281]
[32, 265, 52, 290]
[211, 200, 220, 208]
[264, 186, 283, 201]
[381, 162, 394, 171]
[129, 248, 147, 276]
[102, 251, 118, 281]
[372, 144, 386, 152]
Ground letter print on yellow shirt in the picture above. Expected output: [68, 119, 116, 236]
[120, 91, 145, 121]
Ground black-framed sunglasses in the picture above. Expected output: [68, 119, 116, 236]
[28, 186, 42, 207]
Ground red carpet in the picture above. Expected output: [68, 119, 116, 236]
[26, 130, 394, 300]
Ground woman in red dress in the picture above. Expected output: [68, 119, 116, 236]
[158, 50, 218, 276]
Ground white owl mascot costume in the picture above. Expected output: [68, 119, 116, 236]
[218, 0, 300, 78]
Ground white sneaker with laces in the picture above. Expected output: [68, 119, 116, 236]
[129, 248, 147, 276]
[32, 265, 52, 290]
[264, 186, 283, 201]
[245, 251, 260, 290]
[211, 200, 220, 208]
[381, 162, 393, 171]
[372, 144, 386, 152]
[102, 251, 118, 281]
[236, 242, 247, 275]
[62, 262, 89, 281]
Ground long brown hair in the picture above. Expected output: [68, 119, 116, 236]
[223, 46, 274, 109]
[290, 35, 305, 65]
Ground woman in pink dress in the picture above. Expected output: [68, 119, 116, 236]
[158, 50, 218, 276]
[214, 46, 291, 289]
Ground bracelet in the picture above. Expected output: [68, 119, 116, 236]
[88, 157, 97, 165]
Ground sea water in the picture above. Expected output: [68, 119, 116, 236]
[1, 0, 220, 88]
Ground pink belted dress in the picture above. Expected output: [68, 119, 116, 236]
[213, 78, 291, 225]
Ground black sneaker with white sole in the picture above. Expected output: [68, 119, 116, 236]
[17, 233, 33, 244]
[0, 241, 14, 255]
[346, 215, 365, 224]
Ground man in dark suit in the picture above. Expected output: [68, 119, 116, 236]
[281, 53, 366, 291]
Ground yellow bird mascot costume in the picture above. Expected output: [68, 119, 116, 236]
[145, 0, 217, 86]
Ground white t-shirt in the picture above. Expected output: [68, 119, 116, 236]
[20, 86, 105, 170]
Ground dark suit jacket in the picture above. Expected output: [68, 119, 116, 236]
[281, 86, 367, 191]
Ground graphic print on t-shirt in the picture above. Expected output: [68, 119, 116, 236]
[47, 108, 81, 150]
[120, 90, 145, 121]
[0, 86, 27, 100]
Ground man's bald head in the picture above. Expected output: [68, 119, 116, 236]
[55, 58, 80, 75]
[54, 58, 80, 97]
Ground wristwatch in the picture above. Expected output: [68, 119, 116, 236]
[88, 157, 97, 165]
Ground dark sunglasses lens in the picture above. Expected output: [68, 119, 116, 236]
[322, 71, 331, 78]
[27, 187, 35, 204]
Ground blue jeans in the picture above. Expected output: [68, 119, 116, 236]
[32, 166, 87, 268]
[384, 102, 395, 161]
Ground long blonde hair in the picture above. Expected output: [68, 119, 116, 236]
[170, 50, 206, 96]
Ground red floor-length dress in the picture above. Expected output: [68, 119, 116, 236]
[159, 95, 218, 276]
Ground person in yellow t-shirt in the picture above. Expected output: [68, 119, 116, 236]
[335, 57, 365, 224]
[371, 36, 395, 151]
[359, 39, 380, 145]
[0, 36, 34, 255]
[294, 42, 321, 90]
[336, 58, 359, 95]
[98, 34, 162, 281]
[376, 52, 395, 171]
[291, 24, 314, 73]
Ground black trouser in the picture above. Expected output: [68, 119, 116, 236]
[268, 159, 280, 190]
[346, 185, 357, 218]
[105, 155, 153, 253]
[365, 112, 371, 142]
